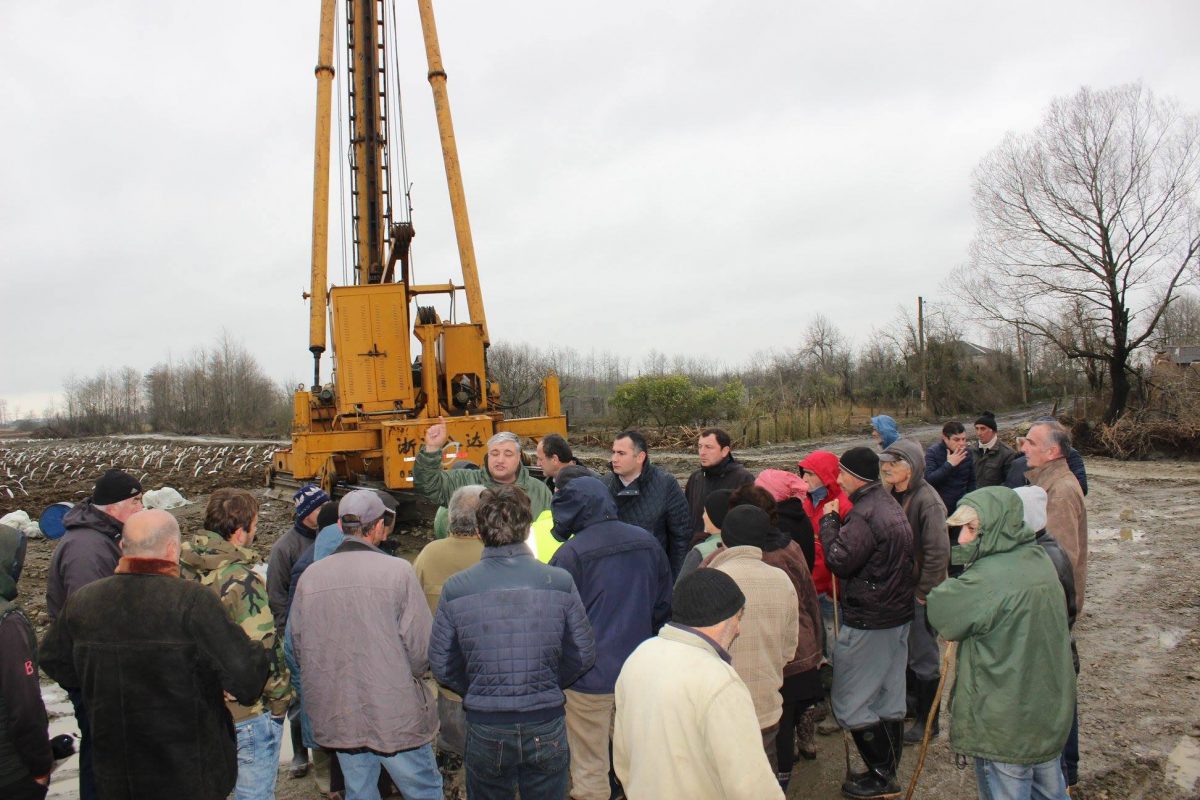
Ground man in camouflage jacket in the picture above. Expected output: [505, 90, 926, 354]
[182, 489, 293, 800]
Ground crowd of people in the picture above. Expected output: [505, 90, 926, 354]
[0, 415, 1089, 800]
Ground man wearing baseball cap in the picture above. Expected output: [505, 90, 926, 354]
[614, 568, 784, 800]
[818, 447, 915, 799]
[289, 489, 441, 799]
[45, 467, 143, 800]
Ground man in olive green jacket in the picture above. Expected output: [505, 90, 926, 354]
[927, 487, 1075, 800]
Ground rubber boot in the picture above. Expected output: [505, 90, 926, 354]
[842, 724, 901, 799]
[903, 678, 941, 744]
[795, 705, 819, 760]
[290, 716, 309, 778]
[882, 719, 905, 778]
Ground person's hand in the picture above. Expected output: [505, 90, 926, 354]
[424, 418, 449, 452]
[33, 774, 50, 786]
[947, 445, 967, 467]
[223, 691, 236, 702]
[824, 498, 839, 517]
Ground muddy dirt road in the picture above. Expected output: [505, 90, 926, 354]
[5, 429, 1198, 799]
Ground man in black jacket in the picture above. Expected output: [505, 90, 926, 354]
[683, 427, 755, 537]
[819, 447, 915, 799]
[1, 524, 51, 800]
[971, 412, 1017, 488]
[41, 510, 269, 800]
[44, 467, 142, 800]
[603, 431, 692, 578]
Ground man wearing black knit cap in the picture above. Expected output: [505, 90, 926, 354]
[45, 467, 143, 800]
[971, 411, 1016, 488]
[819, 447, 915, 799]
[614, 569, 784, 800]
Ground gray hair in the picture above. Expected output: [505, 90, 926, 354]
[486, 431, 521, 451]
[448, 485, 486, 536]
[1031, 421, 1072, 458]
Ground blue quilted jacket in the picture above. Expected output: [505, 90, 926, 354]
[430, 543, 595, 722]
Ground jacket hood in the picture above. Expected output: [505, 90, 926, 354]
[63, 499, 125, 541]
[951, 487, 1035, 567]
[883, 438, 927, 488]
[871, 415, 900, 448]
[551, 476, 618, 537]
[0, 524, 25, 601]
[1013, 486, 1048, 533]
[180, 531, 259, 576]
[798, 451, 840, 490]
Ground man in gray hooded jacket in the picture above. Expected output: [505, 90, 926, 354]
[879, 438, 949, 744]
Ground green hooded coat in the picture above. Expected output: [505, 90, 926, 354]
[926, 487, 1075, 765]
[414, 449, 553, 538]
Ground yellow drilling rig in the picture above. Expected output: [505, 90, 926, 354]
[269, 0, 566, 503]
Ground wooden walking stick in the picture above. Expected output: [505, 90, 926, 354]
[903, 641, 958, 800]
[830, 575, 856, 781]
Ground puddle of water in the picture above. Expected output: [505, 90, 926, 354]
[1166, 736, 1200, 792]
[1092, 527, 1146, 542]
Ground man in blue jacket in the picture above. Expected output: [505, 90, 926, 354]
[924, 421, 976, 512]
[548, 477, 672, 800]
[430, 486, 596, 800]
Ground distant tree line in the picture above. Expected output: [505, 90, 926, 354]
[52, 334, 291, 436]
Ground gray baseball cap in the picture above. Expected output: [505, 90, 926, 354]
[338, 489, 386, 525]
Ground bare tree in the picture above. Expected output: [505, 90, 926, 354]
[961, 84, 1200, 422]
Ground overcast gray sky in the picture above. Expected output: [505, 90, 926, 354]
[3, 1, 1199, 416]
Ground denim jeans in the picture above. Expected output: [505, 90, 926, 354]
[975, 757, 1069, 800]
[233, 712, 284, 800]
[1060, 701, 1079, 786]
[337, 744, 443, 800]
[465, 716, 570, 800]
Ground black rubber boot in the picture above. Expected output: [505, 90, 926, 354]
[903, 678, 941, 744]
[842, 724, 901, 799]
[882, 719, 905, 776]
[290, 716, 309, 778]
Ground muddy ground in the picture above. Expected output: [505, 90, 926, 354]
[3, 425, 1198, 799]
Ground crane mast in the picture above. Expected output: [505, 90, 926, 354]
[275, 0, 565, 500]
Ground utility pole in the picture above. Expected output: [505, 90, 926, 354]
[918, 296, 929, 416]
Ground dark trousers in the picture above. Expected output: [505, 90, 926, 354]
[776, 669, 824, 776]
[1061, 701, 1079, 786]
[464, 716, 570, 800]
[67, 687, 97, 800]
[0, 777, 48, 800]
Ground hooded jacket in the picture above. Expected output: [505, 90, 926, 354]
[926, 488, 1075, 765]
[181, 533, 294, 722]
[0, 526, 51, 791]
[266, 520, 317, 632]
[798, 451, 853, 597]
[548, 477, 672, 694]
[45, 500, 124, 620]
[684, 454, 755, 535]
[414, 447, 553, 525]
[871, 415, 900, 449]
[602, 463, 692, 578]
[818, 481, 915, 629]
[925, 440, 976, 512]
[882, 438, 949, 601]
[40, 557, 270, 800]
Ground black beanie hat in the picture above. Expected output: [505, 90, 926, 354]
[703, 489, 734, 530]
[839, 447, 879, 483]
[92, 469, 143, 506]
[720, 505, 773, 549]
[974, 411, 998, 432]
[672, 568, 746, 627]
[316, 500, 341, 530]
